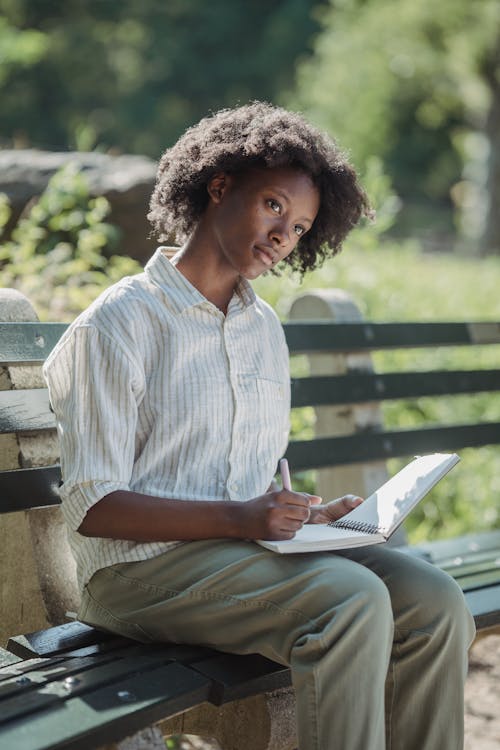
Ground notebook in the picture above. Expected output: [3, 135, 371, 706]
[257, 452, 460, 553]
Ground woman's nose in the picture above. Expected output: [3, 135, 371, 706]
[269, 220, 291, 249]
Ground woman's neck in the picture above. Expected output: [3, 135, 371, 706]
[171, 230, 240, 315]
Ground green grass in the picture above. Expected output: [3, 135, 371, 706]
[255, 243, 500, 543]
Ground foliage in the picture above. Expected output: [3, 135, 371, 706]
[0, 0, 320, 155]
[0, 163, 142, 320]
[289, 0, 500, 247]
[255, 242, 500, 543]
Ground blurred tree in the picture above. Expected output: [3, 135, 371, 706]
[290, 0, 500, 253]
[0, 0, 320, 156]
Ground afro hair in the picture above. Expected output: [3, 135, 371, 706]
[148, 102, 370, 274]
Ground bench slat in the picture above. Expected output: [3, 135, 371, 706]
[0, 657, 68, 684]
[0, 645, 193, 726]
[286, 422, 500, 470]
[0, 651, 129, 705]
[0, 650, 22, 670]
[2, 368, 497, 434]
[283, 321, 500, 353]
[0, 389, 55, 433]
[6, 621, 220, 666]
[3, 321, 499, 363]
[410, 530, 500, 565]
[291, 369, 500, 407]
[191, 652, 291, 704]
[464, 586, 500, 631]
[442, 556, 500, 579]
[0, 466, 61, 513]
[452, 568, 500, 591]
[7, 621, 115, 659]
[0, 661, 212, 750]
[0, 323, 68, 365]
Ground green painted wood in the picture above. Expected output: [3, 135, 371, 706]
[411, 530, 500, 565]
[291, 369, 500, 407]
[0, 661, 212, 750]
[7, 621, 116, 659]
[0, 389, 55, 433]
[0, 657, 67, 684]
[191, 652, 291, 705]
[285, 422, 500, 470]
[6, 620, 220, 665]
[0, 466, 61, 513]
[0, 656, 127, 712]
[452, 568, 500, 591]
[0, 323, 68, 365]
[441, 554, 500, 578]
[464, 586, 500, 630]
[283, 321, 500, 353]
[0, 644, 195, 726]
[0, 650, 22, 670]
[1, 321, 499, 364]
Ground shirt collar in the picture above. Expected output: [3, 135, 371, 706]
[144, 247, 257, 315]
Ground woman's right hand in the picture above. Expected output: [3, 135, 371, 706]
[238, 489, 322, 540]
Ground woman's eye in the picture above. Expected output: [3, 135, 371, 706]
[294, 225, 305, 237]
[267, 199, 281, 213]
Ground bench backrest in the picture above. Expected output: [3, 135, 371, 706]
[285, 320, 500, 470]
[1, 319, 500, 513]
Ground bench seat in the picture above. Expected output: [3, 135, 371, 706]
[1, 624, 290, 750]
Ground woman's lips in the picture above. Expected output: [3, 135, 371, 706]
[254, 245, 274, 266]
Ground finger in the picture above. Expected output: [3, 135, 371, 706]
[345, 496, 363, 509]
[280, 518, 306, 532]
[305, 494, 323, 505]
[283, 504, 311, 522]
[278, 490, 313, 508]
[341, 494, 364, 504]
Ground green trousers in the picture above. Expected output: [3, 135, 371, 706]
[80, 541, 475, 750]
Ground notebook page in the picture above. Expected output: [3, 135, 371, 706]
[331, 453, 459, 537]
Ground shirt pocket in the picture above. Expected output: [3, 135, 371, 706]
[255, 376, 287, 401]
[238, 375, 290, 468]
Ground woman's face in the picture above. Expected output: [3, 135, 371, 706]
[206, 165, 320, 280]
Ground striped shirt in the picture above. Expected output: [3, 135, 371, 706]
[43, 247, 291, 589]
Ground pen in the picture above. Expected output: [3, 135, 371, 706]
[279, 458, 292, 491]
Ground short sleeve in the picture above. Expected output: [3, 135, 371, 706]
[43, 324, 145, 531]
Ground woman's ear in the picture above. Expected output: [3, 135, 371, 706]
[207, 172, 230, 204]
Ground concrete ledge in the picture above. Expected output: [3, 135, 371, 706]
[0, 288, 79, 645]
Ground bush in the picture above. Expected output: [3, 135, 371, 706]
[0, 163, 142, 320]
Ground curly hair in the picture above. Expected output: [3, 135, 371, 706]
[148, 102, 370, 274]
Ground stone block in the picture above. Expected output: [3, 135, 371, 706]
[159, 688, 297, 750]
[0, 288, 79, 642]
[0, 150, 157, 263]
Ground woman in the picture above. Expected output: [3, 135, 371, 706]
[44, 102, 475, 750]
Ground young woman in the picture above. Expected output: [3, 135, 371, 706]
[44, 102, 475, 750]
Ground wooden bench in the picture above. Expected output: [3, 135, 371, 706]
[1, 287, 500, 750]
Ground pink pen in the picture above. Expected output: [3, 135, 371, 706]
[279, 458, 292, 491]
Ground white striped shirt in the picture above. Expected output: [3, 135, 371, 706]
[43, 247, 291, 589]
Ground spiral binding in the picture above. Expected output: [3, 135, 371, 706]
[328, 518, 383, 535]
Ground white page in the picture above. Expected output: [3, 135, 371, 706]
[257, 522, 383, 553]
[331, 453, 460, 537]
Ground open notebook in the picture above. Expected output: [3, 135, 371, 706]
[257, 452, 459, 554]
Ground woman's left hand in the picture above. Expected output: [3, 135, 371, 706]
[307, 494, 364, 524]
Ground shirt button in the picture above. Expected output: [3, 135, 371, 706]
[230, 482, 239, 492]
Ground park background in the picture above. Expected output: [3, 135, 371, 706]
[1, 0, 500, 545]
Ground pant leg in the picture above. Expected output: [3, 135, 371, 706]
[340, 545, 476, 750]
[80, 540, 395, 750]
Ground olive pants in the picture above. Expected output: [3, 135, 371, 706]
[79, 541, 476, 750]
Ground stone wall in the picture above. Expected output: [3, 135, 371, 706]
[0, 149, 158, 264]
[0, 289, 79, 647]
